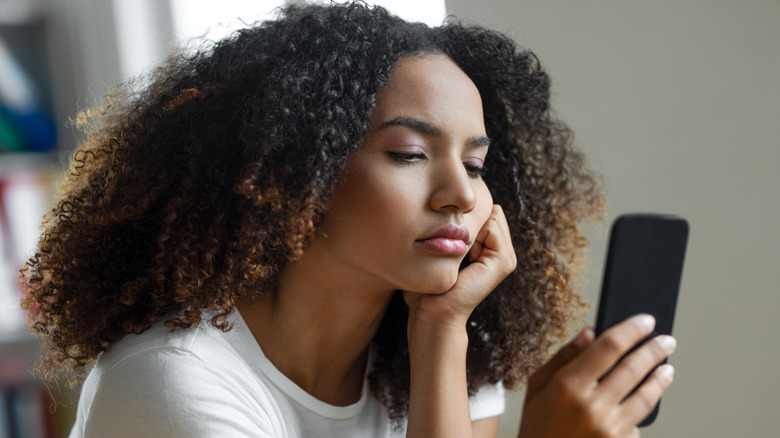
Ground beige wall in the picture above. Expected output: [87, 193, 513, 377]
[445, 1, 780, 437]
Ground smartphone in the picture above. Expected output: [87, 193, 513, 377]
[594, 213, 689, 427]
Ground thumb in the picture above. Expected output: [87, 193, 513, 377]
[526, 327, 595, 398]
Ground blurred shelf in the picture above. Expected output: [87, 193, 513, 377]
[0, 0, 44, 26]
[0, 151, 65, 176]
[0, 325, 35, 349]
[0, 150, 65, 173]
[0, 1, 100, 435]
[1, 0, 77, 176]
[0, 294, 33, 347]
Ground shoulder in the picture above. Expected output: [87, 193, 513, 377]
[72, 318, 287, 438]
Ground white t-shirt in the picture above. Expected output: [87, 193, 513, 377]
[69, 311, 505, 437]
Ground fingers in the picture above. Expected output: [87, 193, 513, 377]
[599, 334, 677, 404]
[451, 205, 515, 305]
[561, 314, 657, 384]
[620, 363, 675, 426]
[467, 237, 482, 262]
[521, 314, 676, 436]
[468, 205, 516, 274]
[455, 205, 516, 298]
[573, 314, 675, 427]
[526, 327, 595, 398]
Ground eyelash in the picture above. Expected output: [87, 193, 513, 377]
[387, 152, 486, 179]
[388, 152, 425, 164]
[464, 162, 486, 178]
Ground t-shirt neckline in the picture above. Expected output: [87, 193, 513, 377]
[229, 309, 370, 420]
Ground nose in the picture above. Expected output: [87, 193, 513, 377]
[429, 156, 477, 214]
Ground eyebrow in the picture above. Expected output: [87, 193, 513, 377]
[380, 116, 491, 147]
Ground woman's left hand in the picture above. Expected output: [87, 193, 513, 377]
[404, 204, 517, 328]
[404, 205, 516, 437]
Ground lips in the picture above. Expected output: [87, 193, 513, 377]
[414, 224, 470, 256]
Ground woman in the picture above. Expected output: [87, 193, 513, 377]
[22, 3, 675, 437]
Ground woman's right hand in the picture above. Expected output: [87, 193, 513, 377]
[518, 314, 677, 438]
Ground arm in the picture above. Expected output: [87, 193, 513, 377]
[472, 417, 501, 438]
[406, 317, 472, 437]
[407, 322, 502, 438]
[405, 205, 516, 438]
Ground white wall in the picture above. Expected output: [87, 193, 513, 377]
[445, 1, 780, 437]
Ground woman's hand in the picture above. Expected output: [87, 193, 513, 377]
[518, 315, 677, 438]
[404, 204, 517, 328]
[405, 205, 515, 438]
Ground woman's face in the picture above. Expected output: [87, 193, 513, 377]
[316, 54, 494, 294]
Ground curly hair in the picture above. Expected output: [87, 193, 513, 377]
[21, 1, 602, 421]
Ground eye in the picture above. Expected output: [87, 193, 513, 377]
[464, 161, 486, 179]
[388, 151, 426, 165]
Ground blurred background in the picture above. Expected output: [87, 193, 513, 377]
[0, 0, 777, 437]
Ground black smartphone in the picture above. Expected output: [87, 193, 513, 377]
[594, 213, 689, 427]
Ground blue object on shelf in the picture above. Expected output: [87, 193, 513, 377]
[0, 106, 56, 152]
[0, 34, 57, 152]
[0, 109, 25, 151]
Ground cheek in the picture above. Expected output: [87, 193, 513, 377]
[328, 163, 416, 238]
[474, 184, 494, 226]
[353, 170, 415, 225]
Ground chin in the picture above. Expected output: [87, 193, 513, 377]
[404, 268, 459, 294]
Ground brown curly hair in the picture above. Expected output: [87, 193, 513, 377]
[21, 2, 603, 420]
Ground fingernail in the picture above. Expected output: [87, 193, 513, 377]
[636, 314, 656, 330]
[656, 335, 677, 353]
[657, 364, 675, 383]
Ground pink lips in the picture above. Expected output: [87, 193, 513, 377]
[414, 224, 470, 256]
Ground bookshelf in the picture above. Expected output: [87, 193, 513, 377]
[0, 0, 87, 436]
[0, 0, 61, 335]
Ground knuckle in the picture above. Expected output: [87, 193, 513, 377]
[572, 393, 592, 414]
[600, 333, 628, 356]
[645, 339, 666, 360]
[621, 356, 647, 381]
[589, 416, 621, 438]
[651, 335, 676, 357]
[641, 341, 672, 366]
[632, 382, 661, 414]
[558, 341, 579, 360]
[636, 391, 657, 413]
[593, 425, 615, 438]
[580, 401, 602, 426]
[550, 373, 580, 402]
[503, 258, 517, 274]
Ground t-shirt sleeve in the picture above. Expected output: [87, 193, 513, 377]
[80, 347, 281, 438]
[468, 380, 506, 420]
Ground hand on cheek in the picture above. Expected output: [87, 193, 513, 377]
[405, 205, 516, 327]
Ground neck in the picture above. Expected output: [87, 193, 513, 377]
[237, 236, 396, 406]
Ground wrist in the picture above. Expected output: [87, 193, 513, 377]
[407, 304, 470, 333]
[407, 316, 469, 356]
[406, 313, 471, 438]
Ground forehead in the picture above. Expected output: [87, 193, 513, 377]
[368, 55, 485, 133]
